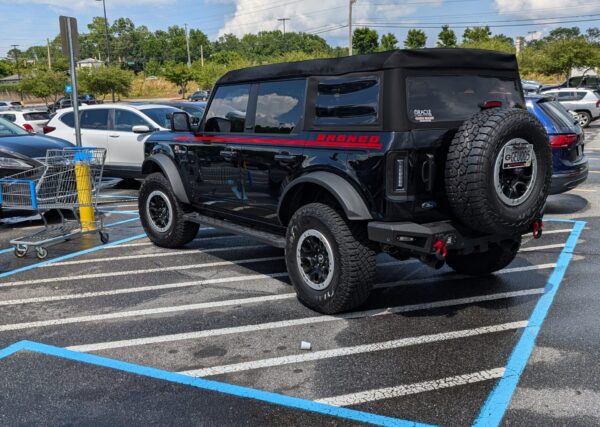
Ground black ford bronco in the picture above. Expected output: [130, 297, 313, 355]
[139, 49, 551, 314]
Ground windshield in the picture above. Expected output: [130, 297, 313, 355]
[141, 107, 182, 128]
[406, 75, 523, 123]
[179, 105, 206, 119]
[0, 117, 29, 137]
[538, 100, 578, 133]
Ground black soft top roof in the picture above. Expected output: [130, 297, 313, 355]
[217, 48, 519, 85]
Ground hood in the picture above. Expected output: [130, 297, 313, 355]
[0, 134, 72, 159]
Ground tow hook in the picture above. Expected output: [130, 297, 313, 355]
[532, 220, 544, 239]
[432, 239, 448, 259]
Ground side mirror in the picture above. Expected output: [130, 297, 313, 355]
[170, 112, 191, 132]
[132, 125, 151, 134]
[205, 117, 231, 133]
[190, 116, 201, 126]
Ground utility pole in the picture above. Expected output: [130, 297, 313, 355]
[185, 24, 191, 68]
[277, 18, 290, 35]
[200, 45, 204, 67]
[47, 38, 52, 70]
[96, 0, 114, 102]
[349, 0, 357, 56]
[10, 44, 22, 101]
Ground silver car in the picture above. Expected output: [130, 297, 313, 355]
[541, 88, 600, 128]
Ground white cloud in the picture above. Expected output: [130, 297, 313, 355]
[494, 0, 600, 18]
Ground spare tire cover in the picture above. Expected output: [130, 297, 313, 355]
[445, 108, 551, 235]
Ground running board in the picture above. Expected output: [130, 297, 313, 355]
[184, 213, 286, 248]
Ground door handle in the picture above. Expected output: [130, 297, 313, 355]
[220, 150, 238, 159]
[274, 153, 298, 163]
[109, 134, 120, 138]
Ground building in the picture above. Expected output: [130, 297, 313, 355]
[77, 58, 104, 69]
[0, 74, 21, 85]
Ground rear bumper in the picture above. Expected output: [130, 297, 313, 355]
[550, 165, 589, 195]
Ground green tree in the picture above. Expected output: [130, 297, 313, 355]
[144, 59, 162, 76]
[352, 28, 379, 54]
[492, 34, 514, 46]
[437, 25, 457, 47]
[163, 62, 194, 98]
[18, 69, 68, 107]
[79, 66, 133, 99]
[380, 33, 398, 51]
[586, 27, 600, 43]
[462, 26, 491, 43]
[546, 27, 580, 41]
[537, 38, 600, 78]
[404, 29, 427, 49]
[0, 60, 14, 78]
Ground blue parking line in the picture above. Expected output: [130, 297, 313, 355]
[473, 220, 586, 427]
[98, 195, 138, 200]
[0, 340, 431, 427]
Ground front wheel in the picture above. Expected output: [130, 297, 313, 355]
[445, 237, 521, 276]
[139, 173, 199, 248]
[285, 203, 376, 314]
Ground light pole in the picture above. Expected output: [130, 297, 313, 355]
[349, 0, 357, 56]
[277, 18, 290, 36]
[96, 0, 114, 102]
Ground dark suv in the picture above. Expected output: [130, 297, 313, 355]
[139, 49, 552, 314]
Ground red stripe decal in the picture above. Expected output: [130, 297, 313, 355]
[173, 135, 382, 150]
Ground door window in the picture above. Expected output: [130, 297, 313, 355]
[573, 92, 587, 101]
[557, 92, 575, 101]
[80, 109, 109, 130]
[204, 84, 250, 132]
[255, 80, 306, 134]
[60, 112, 75, 127]
[114, 109, 149, 132]
[314, 76, 380, 126]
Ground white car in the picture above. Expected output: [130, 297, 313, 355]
[0, 100, 22, 111]
[44, 104, 183, 178]
[540, 88, 600, 128]
[0, 109, 50, 133]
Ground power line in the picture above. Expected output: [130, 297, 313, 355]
[356, 17, 600, 29]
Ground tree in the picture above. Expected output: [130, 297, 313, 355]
[19, 70, 68, 106]
[163, 62, 194, 98]
[144, 59, 162, 77]
[0, 60, 14, 78]
[79, 66, 133, 100]
[353, 28, 379, 54]
[586, 27, 600, 43]
[462, 26, 491, 43]
[380, 33, 398, 51]
[437, 25, 457, 47]
[492, 34, 514, 46]
[537, 38, 600, 78]
[404, 29, 427, 49]
[546, 27, 580, 41]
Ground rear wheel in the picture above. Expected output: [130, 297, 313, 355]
[285, 203, 376, 314]
[576, 111, 591, 128]
[445, 237, 521, 276]
[139, 173, 199, 248]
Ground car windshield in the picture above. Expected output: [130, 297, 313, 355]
[538, 99, 578, 133]
[406, 75, 523, 123]
[140, 107, 182, 128]
[179, 105, 206, 118]
[24, 112, 50, 121]
[0, 117, 29, 137]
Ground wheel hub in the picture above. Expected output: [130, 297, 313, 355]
[493, 138, 538, 207]
[296, 229, 335, 290]
[146, 190, 173, 233]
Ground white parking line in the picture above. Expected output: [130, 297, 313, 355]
[519, 244, 565, 252]
[44, 244, 269, 267]
[181, 321, 527, 377]
[67, 288, 544, 352]
[316, 368, 506, 406]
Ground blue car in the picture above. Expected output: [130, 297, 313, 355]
[525, 95, 588, 194]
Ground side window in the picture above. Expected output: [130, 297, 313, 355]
[114, 109, 149, 132]
[1, 114, 16, 122]
[80, 109, 109, 130]
[60, 112, 75, 128]
[204, 84, 250, 133]
[314, 76, 380, 126]
[255, 80, 306, 134]
[574, 92, 587, 101]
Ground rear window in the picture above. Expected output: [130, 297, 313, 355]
[314, 76, 380, 126]
[538, 100, 577, 133]
[24, 112, 50, 121]
[60, 112, 74, 127]
[406, 75, 522, 123]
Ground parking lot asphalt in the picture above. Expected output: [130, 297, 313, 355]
[0, 124, 599, 426]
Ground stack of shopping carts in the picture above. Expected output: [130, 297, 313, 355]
[0, 147, 108, 259]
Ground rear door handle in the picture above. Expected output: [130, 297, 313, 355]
[274, 153, 298, 163]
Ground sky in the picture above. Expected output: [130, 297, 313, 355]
[1, 0, 600, 58]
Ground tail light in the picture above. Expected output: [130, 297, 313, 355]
[596, 100, 600, 108]
[22, 123, 34, 132]
[549, 134, 578, 149]
[480, 100, 503, 109]
[43, 125, 56, 134]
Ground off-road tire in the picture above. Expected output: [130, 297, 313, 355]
[446, 237, 521, 276]
[285, 203, 376, 314]
[139, 172, 199, 248]
[445, 108, 551, 235]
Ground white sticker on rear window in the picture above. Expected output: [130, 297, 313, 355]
[413, 109, 434, 122]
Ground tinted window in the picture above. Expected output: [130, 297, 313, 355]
[538, 100, 577, 133]
[0, 117, 28, 136]
[205, 84, 250, 132]
[255, 80, 306, 134]
[23, 112, 50, 121]
[178, 105, 205, 119]
[141, 107, 182, 128]
[114, 109, 149, 132]
[314, 76, 379, 126]
[60, 112, 75, 127]
[407, 75, 522, 123]
[80, 109, 109, 130]
[557, 92, 574, 100]
[0, 114, 16, 122]
[573, 92, 587, 100]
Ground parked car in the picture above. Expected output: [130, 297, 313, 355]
[47, 95, 98, 113]
[188, 90, 209, 102]
[139, 49, 552, 314]
[540, 88, 600, 127]
[542, 75, 600, 92]
[0, 100, 22, 111]
[44, 104, 184, 178]
[521, 80, 542, 94]
[0, 110, 50, 133]
[525, 95, 588, 194]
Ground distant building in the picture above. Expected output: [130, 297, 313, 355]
[571, 67, 598, 77]
[0, 74, 21, 85]
[77, 58, 104, 69]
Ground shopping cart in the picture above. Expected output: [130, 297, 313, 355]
[0, 147, 108, 259]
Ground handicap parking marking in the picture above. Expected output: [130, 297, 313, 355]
[0, 340, 430, 427]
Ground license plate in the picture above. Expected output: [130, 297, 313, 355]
[503, 143, 533, 169]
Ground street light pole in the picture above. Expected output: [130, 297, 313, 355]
[349, 0, 357, 56]
[96, 0, 114, 102]
[185, 23, 191, 68]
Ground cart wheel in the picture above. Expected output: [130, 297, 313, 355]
[99, 231, 110, 244]
[35, 247, 48, 260]
[14, 246, 28, 258]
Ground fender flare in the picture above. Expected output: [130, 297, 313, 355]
[142, 154, 190, 204]
[278, 171, 372, 222]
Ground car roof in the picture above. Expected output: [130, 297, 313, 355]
[56, 103, 179, 114]
[0, 109, 48, 114]
[545, 87, 593, 92]
[218, 48, 519, 85]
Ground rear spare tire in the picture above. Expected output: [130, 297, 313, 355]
[445, 108, 551, 235]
